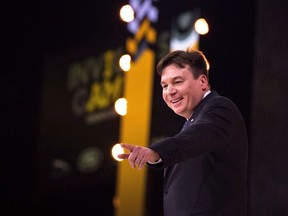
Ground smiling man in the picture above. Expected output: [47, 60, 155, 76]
[118, 49, 248, 216]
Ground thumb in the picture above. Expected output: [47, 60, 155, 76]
[117, 153, 130, 159]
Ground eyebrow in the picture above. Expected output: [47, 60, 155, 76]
[160, 76, 183, 85]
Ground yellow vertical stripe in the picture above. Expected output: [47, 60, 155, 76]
[115, 49, 155, 216]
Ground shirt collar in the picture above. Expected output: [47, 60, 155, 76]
[203, 90, 211, 99]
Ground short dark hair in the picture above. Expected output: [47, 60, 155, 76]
[156, 49, 210, 79]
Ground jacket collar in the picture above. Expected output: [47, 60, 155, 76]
[189, 90, 219, 121]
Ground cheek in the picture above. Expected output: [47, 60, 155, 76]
[162, 92, 167, 101]
[162, 92, 169, 103]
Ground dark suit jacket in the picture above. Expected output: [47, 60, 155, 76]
[149, 91, 248, 216]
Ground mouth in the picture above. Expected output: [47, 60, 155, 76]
[171, 97, 183, 104]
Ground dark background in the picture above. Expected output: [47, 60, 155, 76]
[2, 0, 288, 215]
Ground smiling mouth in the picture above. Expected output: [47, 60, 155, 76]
[171, 98, 182, 104]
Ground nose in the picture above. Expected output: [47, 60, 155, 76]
[166, 85, 176, 94]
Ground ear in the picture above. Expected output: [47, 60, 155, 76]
[200, 75, 209, 90]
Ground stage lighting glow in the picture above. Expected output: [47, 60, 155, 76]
[194, 18, 209, 35]
[112, 144, 125, 161]
[114, 98, 127, 116]
[119, 54, 131, 72]
[120, 5, 134, 23]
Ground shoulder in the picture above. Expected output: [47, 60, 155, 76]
[206, 92, 239, 110]
[201, 93, 244, 122]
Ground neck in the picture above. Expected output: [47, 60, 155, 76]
[186, 90, 211, 120]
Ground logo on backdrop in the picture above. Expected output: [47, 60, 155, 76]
[67, 48, 124, 125]
[126, 0, 158, 60]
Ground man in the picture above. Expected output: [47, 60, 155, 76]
[118, 49, 248, 216]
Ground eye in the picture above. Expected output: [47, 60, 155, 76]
[174, 79, 183, 85]
[161, 84, 168, 89]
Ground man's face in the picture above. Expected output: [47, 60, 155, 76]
[160, 64, 209, 119]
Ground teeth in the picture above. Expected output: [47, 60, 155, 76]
[171, 98, 181, 103]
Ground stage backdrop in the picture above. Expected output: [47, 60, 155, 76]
[35, 46, 125, 216]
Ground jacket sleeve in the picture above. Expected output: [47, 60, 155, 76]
[149, 97, 236, 168]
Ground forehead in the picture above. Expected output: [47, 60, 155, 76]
[160, 64, 194, 82]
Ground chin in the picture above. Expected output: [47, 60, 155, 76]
[173, 110, 183, 117]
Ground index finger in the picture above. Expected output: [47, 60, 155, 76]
[120, 143, 134, 152]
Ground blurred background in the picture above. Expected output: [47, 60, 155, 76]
[2, 0, 288, 215]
